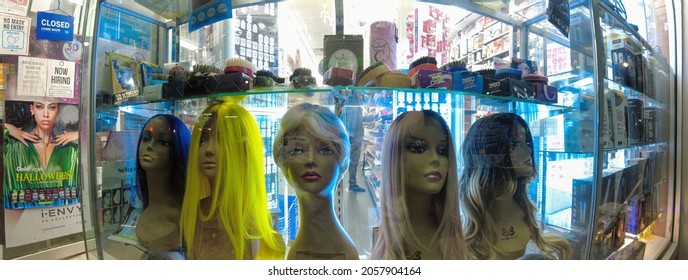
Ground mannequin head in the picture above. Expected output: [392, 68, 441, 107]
[372, 110, 466, 260]
[459, 112, 570, 259]
[273, 103, 350, 196]
[180, 97, 285, 260]
[136, 114, 191, 209]
[460, 112, 536, 201]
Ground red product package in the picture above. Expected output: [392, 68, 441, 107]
[423, 20, 437, 33]
[426, 34, 436, 48]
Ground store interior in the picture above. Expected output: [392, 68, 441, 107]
[0, 0, 684, 261]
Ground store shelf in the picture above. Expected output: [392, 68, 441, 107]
[604, 78, 666, 111]
[476, 49, 510, 64]
[483, 31, 509, 45]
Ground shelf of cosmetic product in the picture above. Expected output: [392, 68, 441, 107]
[540, 141, 668, 155]
[100, 84, 580, 111]
[604, 78, 666, 111]
[606, 214, 664, 260]
[96, 85, 335, 109]
[482, 31, 510, 46]
[474, 49, 510, 65]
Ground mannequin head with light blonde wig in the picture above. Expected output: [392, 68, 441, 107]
[372, 110, 467, 260]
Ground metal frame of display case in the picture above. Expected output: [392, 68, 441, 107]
[79, 0, 680, 260]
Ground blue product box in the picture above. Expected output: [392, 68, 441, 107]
[452, 71, 483, 93]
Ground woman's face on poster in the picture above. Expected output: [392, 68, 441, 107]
[31, 102, 59, 131]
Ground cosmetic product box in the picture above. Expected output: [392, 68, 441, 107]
[482, 76, 506, 96]
[625, 194, 646, 234]
[594, 202, 627, 258]
[627, 99, 644, 144]
[142, 84, 163, 101]
[610, 35, 641, 89]
[642, 56, 654, 98]
[323, 35, 364, 79]
[523, 74, 557, 103]
[643, 108, 664, 143]
[634, 53, 645, 93]
[571, 170, 618, 228]
[499, 77, 536, 100]
[644, 149, 667, 186]
[324, 67, 355, 86]
[452, 71, 483, 93]
[606, 89, 628, 148]
[412, 69, 452, 89]
[617, 164, 639, 203]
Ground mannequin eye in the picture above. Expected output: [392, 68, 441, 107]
[437, 145, 449, 156]
[141, 134, 152, 142]
[406, 138, 426, 153]
[317, 144, 334, 155]
[286, 146, 305, 156]
[158, 139, 171, 146]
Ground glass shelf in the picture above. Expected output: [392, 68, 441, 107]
[604, 78, 666, 111]
[98, 84, 580, 112]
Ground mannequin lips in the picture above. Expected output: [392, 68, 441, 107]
[201, 161, 216, 169]
[301, 171, 321, 182]
[425, 171, 442, 181]
[524, 158, 532, 166]
[140, 155, 154, 162]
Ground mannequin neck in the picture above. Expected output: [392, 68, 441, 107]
[405, 190, 439, 232]
[145, 169, 180, 208]
[296, 192, 342, 235]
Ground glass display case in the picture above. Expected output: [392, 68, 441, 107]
[79, 0, 678, 260]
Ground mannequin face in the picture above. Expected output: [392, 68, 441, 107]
[404, 118, 449, 195]
[509, 123, 533, 178]
[138, 117, 173, 172]
[281, 127, 340, 195]
[31, 102, 59, 131]
[198, 115, 218, 184]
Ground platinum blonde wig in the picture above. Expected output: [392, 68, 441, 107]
[372, 110, 466, 260]
[273, 102, 350, 181]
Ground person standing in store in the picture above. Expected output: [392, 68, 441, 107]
[341, 92, 366, 192]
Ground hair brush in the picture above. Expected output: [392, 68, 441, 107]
[440, 60, 467, 72]
[224, 57, 257, 78]
[356, 62, 391, 86]
[256, 69, 285, 84]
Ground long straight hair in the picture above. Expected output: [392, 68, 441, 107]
[136, 114, 191, 209]
[180, 98, 285, 259]
[459, 112, 571, 259]
[372, 110, 466, 260]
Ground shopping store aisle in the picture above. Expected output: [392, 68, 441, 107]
[341, 166, 379, 260]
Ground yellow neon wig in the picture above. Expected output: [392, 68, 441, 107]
[180, 96, 285, 260]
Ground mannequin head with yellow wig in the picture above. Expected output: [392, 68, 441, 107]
[180, 96, 285, 260]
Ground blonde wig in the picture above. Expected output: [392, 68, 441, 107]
[180, 97, 285, 259]
[273, 103, 350, 184]
[459, 112, 571, 259]
[372, 110, 467, 260]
